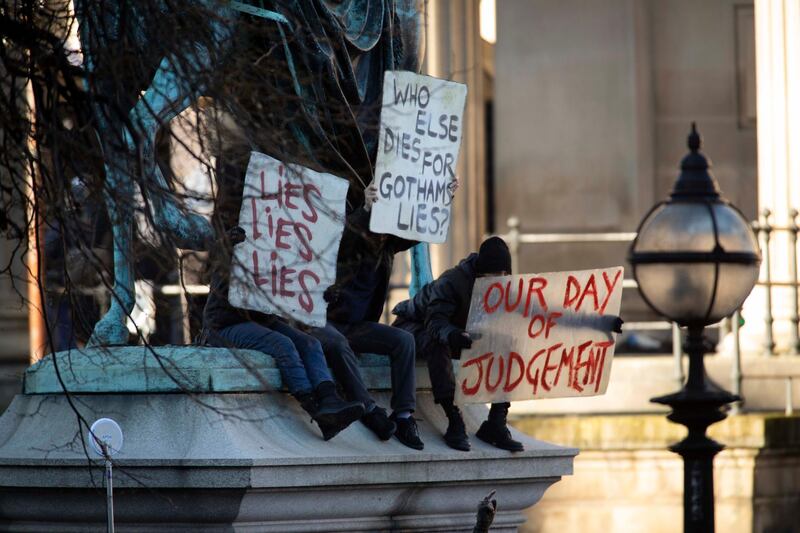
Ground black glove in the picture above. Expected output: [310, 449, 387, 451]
[227, 226, 246, 245]
[323, 286, 341, 304]
[448, 329, 473, 351]
[612, 316, 624, 334]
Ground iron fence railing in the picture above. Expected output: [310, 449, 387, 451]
[496, 216, 688, 371]
[752, 208, 800, 356]
[48, 210, 800, 414]
[494, 214, 800, 414]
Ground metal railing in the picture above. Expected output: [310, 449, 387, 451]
[752, 208, 800, 356]
[498, 216, 688, 371]
[50, 210, 800, 414]
[496, 215, 800, 415]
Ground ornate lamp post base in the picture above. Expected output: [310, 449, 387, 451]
[651, 326, 740, 533]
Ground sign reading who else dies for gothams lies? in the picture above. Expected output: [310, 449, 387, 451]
[370, 71, 468, 243]
[455, 267, 625, 404]
[229, 152, 349, 328]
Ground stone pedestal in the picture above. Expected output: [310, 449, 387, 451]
[0, 347, 576, 532]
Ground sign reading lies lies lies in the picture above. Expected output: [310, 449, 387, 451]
[229, 152, 349, 327]
[369, 70, 467, 243]
[455, 267, 624, 404]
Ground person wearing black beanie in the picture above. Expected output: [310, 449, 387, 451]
[391, 236, 524, 452]
[475, 236, 512, 276]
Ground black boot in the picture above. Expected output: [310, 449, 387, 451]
[476, 402, 523, 452]
[312, 381, 365, 441]
[440, 398, 470, 451]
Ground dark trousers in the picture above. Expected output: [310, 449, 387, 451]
[329, 321, 416, 413]
[394, 318, 512, 418]
[308, 323, 376, 412]
[392, 318, 455, 404]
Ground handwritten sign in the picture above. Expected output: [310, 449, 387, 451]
[455, 267, 624, 404]
[369, 70, 467, 243]
[229, 152, 349, 327]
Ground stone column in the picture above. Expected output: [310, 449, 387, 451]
[0, 235, 30, 362]
[740, 0, 800, 354]
[0, 179, 31, 411]
[422, 0, 487, 275]
[0, 53, 34, 408]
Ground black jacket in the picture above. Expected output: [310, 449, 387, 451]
[201, 150, 277, 331]
[392, 253, 478, 345]
[326, 207, 416, 324]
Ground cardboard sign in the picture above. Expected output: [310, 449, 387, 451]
[369, 70, 467, 243]
[229, 152, 349, 327]
[455, 267, 624, 404]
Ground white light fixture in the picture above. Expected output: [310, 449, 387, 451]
[480, 0, 496, 44]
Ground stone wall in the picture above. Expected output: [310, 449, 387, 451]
[512, 414, 800, 533]
[493, 0, 757, 276]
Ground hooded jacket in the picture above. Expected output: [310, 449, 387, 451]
[392, 253, 478, 345]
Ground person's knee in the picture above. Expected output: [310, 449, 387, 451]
[328, 337, 354, 358]
[296, 335, 324, 357]
[394, 329, 417, 355]
[265, 333, 300, 360]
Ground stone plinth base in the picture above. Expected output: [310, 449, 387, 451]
[0, 348, 575, 532]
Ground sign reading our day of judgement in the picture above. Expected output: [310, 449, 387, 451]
[370, 70, 468, 243]
[455, 267, 625, 404]
[229, 152, 349, 327]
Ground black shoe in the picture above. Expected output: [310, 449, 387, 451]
[443, 407, 470, 452]
[313, 382, 365, 441]
[476, 421, 524, 452]
[362, 407, 396, 441]
[391, 413, 424, 450]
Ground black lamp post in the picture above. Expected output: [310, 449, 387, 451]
[628, 124, 761, 533]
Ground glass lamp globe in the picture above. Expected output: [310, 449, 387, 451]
[629, 124, 761, 327]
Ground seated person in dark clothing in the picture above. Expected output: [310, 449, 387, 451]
[201, 155, 364, 442]
[308, 320, 398, 442]
[392, 237, 524, 452]
[320, 182, 422, 450]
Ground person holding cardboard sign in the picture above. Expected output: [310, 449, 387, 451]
[321, 176, 460, 449]
[200, 154, 365, 442]
[323, 182, 422, 450]
[392, 237, 524, 452]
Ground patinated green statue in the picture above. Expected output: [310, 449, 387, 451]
[74, 0, 432, 346]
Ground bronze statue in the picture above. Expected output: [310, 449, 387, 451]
[74, 0, 428, 345]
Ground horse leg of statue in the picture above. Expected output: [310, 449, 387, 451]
[71, 4, 135, 346]
[410, 243, 434, 296]
[126, 8, 236, 250]
[87, 143, 138, 346]
[125, 57, 215, 250]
